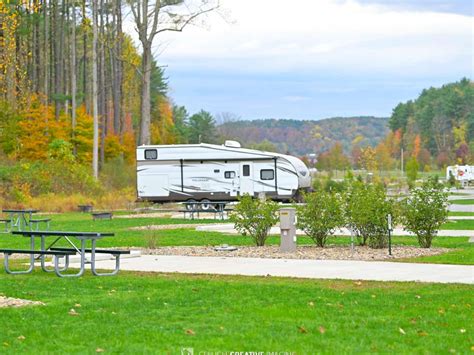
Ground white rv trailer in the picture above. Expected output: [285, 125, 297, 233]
[136, 141, 311, 205]
[446, 165, 474, 185]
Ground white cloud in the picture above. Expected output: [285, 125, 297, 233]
[126, 0, 472, 77]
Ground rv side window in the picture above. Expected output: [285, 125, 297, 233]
[144, 149, 157, 160]
[225, 171, 236, 179]
[260, 169, 274, 180]
[243, 165, 250, 176]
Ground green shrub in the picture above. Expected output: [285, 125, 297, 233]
[229, 195, 279, 246]
[406, 157, 419, 188]
[400, 178, 449, 248]
[296, 191, 344, 247]
[344, 181, 394, 249]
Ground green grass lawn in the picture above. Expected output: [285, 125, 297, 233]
[0, 212, 472, 265]
[450, 199, 474, 205]
[441, 219, 474, 230]
[0, 271, 472, 353]
[449, 212, 474, 217]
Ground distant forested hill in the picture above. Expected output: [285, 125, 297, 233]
[218, 116, 389, 155]
[388, 78, 473, 166]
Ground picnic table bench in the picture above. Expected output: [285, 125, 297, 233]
[29, 218, 51, 231]
[1, 249, 75, 275]
[78, 204, 93, 213]
[1, 230, 126, 277]
[179, 208, 233, 220]
[92, 212, 113, 220]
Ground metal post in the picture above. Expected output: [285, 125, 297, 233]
[387, 214, 392, 256]
[350, 228, 355, 256]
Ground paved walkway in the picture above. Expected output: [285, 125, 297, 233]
[449, 205, 474, 212]
[196, 224, 474, 237]
[87, 255, 474, 284]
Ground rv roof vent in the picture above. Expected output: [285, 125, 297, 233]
[224, 140, 241, 148]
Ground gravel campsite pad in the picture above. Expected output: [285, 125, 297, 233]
[0, 296, 45, 308]
[140, 245, 450, 261]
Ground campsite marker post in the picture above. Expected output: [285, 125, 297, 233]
[387, 214, 393, 256]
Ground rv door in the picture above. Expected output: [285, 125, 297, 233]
[239, 162, 254, 196]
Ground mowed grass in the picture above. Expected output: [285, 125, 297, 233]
[441, 219, 474, 230]
[0, 270, 473, 354]
[449, 212, 474, 216]
[0, 212, 472, 265]
[450, 199, 474, 205]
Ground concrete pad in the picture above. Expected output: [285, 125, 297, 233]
[84, 255, 474, 284]
[65, 250, 141, 263]
[196, 224, 474, 237]
[449, 205, 474, 213]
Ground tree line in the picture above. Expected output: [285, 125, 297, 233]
[315, 78, 474, 173]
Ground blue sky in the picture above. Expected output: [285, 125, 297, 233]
[144, 0, 473, 120]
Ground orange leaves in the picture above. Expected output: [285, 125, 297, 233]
[72, 105, 94, 164]
[18, 96, 68, 161]
[151, 96, 176, 145]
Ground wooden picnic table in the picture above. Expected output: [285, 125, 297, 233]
[0, 230, 128, 277]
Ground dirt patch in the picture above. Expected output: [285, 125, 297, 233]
[129, 224, 207, 231]
[117, 212, 174, 219]
[138, 245, 450, 261]
[0, 296, 45, 308]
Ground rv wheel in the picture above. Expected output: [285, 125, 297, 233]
[185, 200, 197, 211]
[200, 199, 212, 210]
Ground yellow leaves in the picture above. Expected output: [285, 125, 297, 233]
[185, 329, 195, 335]
[399, 328, 406, 335]
[18, 96, 68, 161]
[151, 96, 176, 145]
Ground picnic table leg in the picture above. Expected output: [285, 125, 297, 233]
[90, 239, 121, 276]
[54, 239, 86, 278]
[4, 236, 35, 274]
[10, 213, 19, 231]
[40, 236, 69, 273]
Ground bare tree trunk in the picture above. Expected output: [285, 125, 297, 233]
[99, 0, 106, 166]
[139, 43, 152, 145]
[53, 0, 62, 120]
[92, 0, 99, 178]
[112, 0, 122, 135]
[43, 0, 49, 103]
[82, 0, 88, 112]
[71, 0, 77, 153]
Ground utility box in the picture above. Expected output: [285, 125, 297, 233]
[280, 208, 297, 252]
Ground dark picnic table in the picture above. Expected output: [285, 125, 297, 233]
[180, 201, 232, 220]
[0, 230, 129, 277]
[2, 209, 39, 232]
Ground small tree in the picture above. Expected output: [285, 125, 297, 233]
[296, 191, 344, 247]
[406, 157, 419, 188]
[344, 181, 393, 249]
[229, 195, 279, 246]
[401, 178, 449, 248]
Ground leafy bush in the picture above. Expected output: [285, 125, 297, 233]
[296, 191, 344, 247]
[400, 178, 449, 248]
[406, 157, 419, 188]
[344, 181, 394, 249]
[229, 195, 279, 246]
